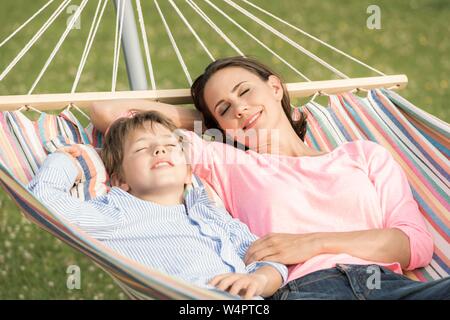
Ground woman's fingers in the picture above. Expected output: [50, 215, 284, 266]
[245, 246, 277, 265]
[246, 235, 268, 252]
[244, 234, 278, 262]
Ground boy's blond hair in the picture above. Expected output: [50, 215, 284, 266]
[101, 110, 179, 181]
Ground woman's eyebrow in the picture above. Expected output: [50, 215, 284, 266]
[214, 81, 247, 111]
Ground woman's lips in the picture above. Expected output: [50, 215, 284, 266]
[243, 111, 262, 130]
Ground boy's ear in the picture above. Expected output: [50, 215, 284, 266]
[111, 173, 130, 192]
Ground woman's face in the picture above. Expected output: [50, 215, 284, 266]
[203, 67, 285, 148]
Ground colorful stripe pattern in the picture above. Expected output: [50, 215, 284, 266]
[43, 135, 109, 200]
[0, 90, 448, 298]
[301, 89, 449, 282]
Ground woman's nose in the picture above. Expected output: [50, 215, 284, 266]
[153, 145, 167, 156]
[235, 105, 248, 119]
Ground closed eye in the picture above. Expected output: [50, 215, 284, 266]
[136, 147, 147, 152]
[220, 104, 230, 116]
[239, 88, 250, 96]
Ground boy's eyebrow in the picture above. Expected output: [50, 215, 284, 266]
[214, 81, 247, 111]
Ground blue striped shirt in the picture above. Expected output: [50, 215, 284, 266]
[28, 152, 288, 291]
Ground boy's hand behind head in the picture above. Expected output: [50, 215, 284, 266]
[56, 146, 83, 181]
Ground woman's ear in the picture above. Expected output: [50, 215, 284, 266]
[268, 75, 284, 101]
[111, 173, 130, 192]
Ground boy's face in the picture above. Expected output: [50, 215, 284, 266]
[117, 122, 190, 197]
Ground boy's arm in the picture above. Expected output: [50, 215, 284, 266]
[215, 207, 288, 285]
[250, 265, 283, 296]
[27, 152, 122, 240]
[89, 99, 202, 133]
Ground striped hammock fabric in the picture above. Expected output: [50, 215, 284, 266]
[0, 89, 448, 299]
[302, 89, 449, 282]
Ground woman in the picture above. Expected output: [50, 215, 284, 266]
[91, 56, 449, 299]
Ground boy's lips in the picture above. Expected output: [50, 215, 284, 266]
[151, 160, 174, 169]
[242, 110, 262, 130]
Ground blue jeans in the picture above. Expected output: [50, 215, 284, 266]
[269, 264, 450, 300]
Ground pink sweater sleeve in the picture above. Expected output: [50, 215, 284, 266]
[181, 130, 233, 184]
[361, 141, 434, 270]
[181, 130, 211, 179]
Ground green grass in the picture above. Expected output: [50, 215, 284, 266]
[0, 0, 449, 299]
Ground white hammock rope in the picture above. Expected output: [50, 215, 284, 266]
[0, 0, 403, 105]
[28, 0, 89, 95]
[224, 0, 349, 79]
[204, 0, 311, 82]
[68, 102, 90, 121]
[154, 0, 192, 85]
[136, 0, 157, 90]
[242, 0, 386, 76]
[168, 0, 215, 62]
[0, 0, 71, 82]
[72, 0, 108, 93]
[186, 0, 244, 57]
[0, 0, 55, 48]
[112, 0, 126, 92]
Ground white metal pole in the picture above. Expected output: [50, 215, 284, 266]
[113, 0, 148, 90]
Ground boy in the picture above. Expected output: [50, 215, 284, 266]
[28, 111, 287, 299]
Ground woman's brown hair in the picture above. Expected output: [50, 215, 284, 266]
[190, 56, 308, 141]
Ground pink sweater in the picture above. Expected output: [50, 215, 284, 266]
[184, 131, 434, 282]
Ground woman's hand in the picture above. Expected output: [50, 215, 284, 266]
[208, 273, 269, 299]
[244, 233, 323, 265]
[55, 146, 83, 182]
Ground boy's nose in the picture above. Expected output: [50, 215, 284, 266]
[153, 146, 167, 156]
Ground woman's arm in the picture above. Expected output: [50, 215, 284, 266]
[320, 229, 411, 267]
[244, 229, 411, 268]
[89, 99, 202, 133]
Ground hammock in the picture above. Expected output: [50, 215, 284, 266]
[0, 0, 448, 299]
[0, 89, 448, 299]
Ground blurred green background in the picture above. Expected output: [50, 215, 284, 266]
[0, 0, 448, 299]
